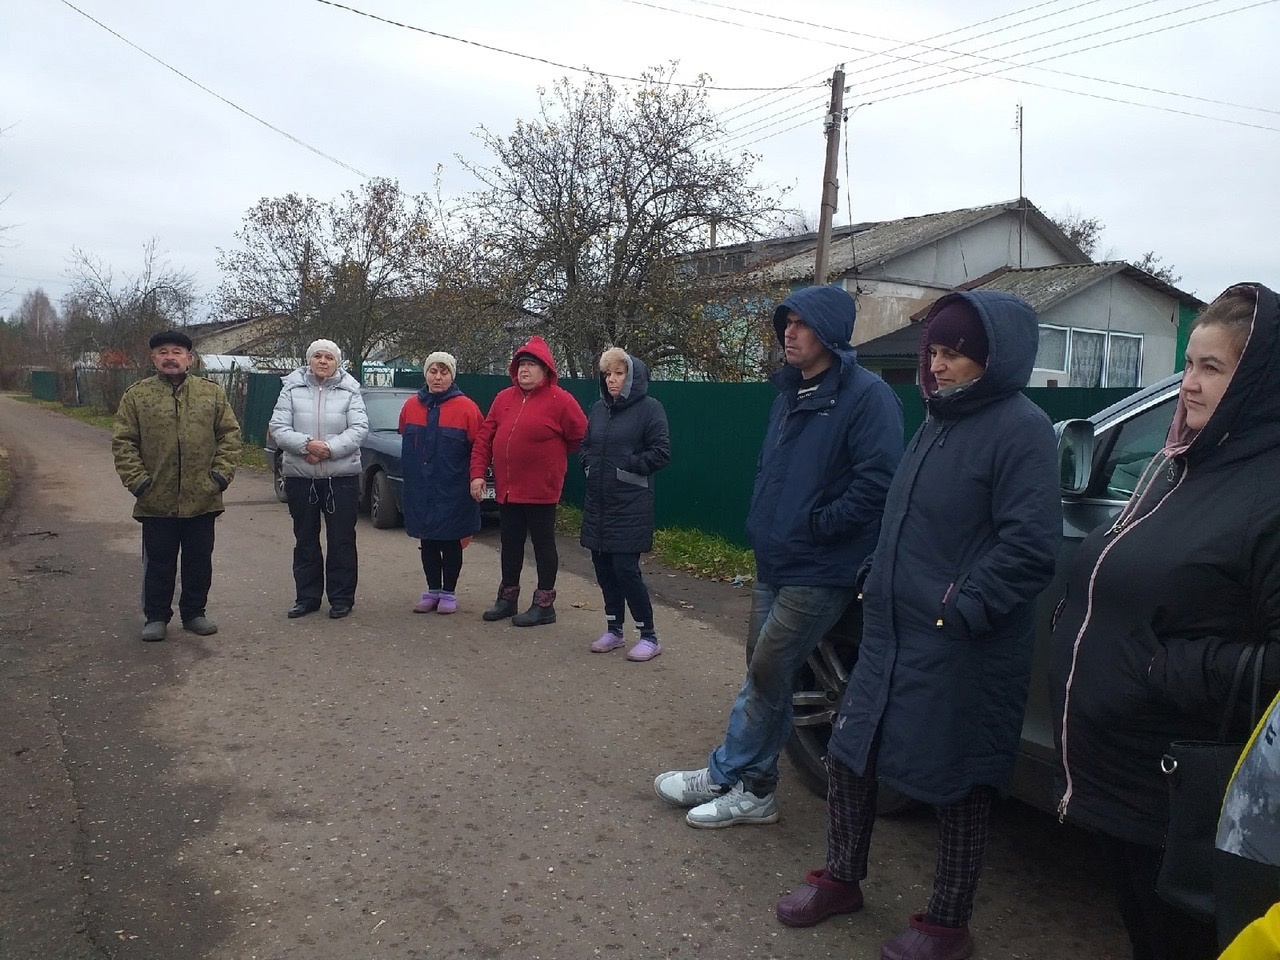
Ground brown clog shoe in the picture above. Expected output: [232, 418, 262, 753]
[776, 868, 864, 927]
[880, 913, 973, 960]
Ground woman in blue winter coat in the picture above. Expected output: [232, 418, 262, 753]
[268, 339, 369, 620]
[775, 292, 1062, 960]
[579, 348, 671, 662]
[398, 351, 484, 616]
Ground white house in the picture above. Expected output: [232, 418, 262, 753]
[699, 198, 1202, 387]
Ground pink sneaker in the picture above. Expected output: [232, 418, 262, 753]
[590, 630, 626, 653]
[436, 592, 458, 615]
[413, 591, 440, 613]
[627, 638, 662, 662]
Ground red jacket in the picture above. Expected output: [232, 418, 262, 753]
[470, 336, 587, 504]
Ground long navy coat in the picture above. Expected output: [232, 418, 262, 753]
[579, 356, 670, 554]
[829, 290, 1062, 806]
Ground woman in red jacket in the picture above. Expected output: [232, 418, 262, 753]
[470, 335, 587, 626]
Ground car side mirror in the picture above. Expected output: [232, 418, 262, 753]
[1057, 419, 1095, 496]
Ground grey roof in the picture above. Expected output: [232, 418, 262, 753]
[947, 262, 1205, 314]
[859, 262, 1205, 360]
[757, 199, 1089, 282]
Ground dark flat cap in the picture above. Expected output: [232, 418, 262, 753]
[149, 330, 193, 351]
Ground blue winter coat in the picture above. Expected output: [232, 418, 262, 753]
[829, 290, 1062, 806]
[399, 384, 483, 541]
[579, 355, 671, 554]
[746, 284, 903, 587]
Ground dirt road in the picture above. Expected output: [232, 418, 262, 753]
[0, 394, 1125, 959]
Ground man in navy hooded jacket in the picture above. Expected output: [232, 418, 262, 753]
[654, 284, 903, 827]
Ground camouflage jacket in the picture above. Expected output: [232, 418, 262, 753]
[112, 374, 242, 519]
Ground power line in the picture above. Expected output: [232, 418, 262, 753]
[642, 0, 1279, 120]
[722, 0, 1280, 147]
[56, 0, 370, 178]
[309, 0, 810, 93]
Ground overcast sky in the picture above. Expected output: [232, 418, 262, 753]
[2, 0, 1278, 322]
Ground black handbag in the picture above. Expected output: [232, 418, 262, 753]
[1156, 643, 1266, 920]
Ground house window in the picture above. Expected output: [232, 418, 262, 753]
[1035, 325, 1068, 371]
[1070, 330, 1107, 387]
[1105, 333, 1143, 388]
[1038, 324, 1144, 386]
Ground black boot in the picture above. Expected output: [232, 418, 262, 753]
[482, 584, 520, 622]
[512, 588, 557, 627]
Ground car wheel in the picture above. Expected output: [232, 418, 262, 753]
[273, 454, 288, 503]
[782, 600, 916, 816]
[369, 470, 398, 529]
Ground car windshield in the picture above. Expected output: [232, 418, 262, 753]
[363, 392, 412, 432]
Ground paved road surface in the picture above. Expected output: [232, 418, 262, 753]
[0, 394, 1126, 959]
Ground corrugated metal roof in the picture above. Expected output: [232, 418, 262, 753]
[953, 262, 1204, 312]
[860, 262, 1204, 359]
[760, 200, 1054, 282]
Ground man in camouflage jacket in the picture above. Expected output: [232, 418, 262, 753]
[112, 330, 241, 641]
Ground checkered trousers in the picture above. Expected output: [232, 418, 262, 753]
[826, 752, 995, 927]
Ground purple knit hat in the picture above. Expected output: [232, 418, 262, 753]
[927, 299, 989, 366]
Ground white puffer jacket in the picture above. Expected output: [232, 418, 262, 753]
[268, 368, 369, 478]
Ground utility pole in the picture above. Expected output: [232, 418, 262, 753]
[813, 64, 845, 286]
[1016, 102, 1025, 268]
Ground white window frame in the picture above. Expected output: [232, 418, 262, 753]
[1035, 324, 1145, 386]
[1034, 323, 1069, 372]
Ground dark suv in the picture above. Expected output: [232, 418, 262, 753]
[265, 386, 496, 528]
[785, 373, 1184, 812]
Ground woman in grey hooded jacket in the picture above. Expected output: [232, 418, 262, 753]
[268, 339, 369, 620]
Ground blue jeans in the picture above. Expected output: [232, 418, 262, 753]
[708, 581, 857, 796]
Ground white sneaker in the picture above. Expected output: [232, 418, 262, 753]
[653, 767, 725, 808]
[685, 781, 779, 828]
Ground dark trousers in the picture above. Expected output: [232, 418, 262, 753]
[498, 503, 558, 590]
[140, 513, 217, 623]
[590, 550, 655, 636]
[826, 749, 994, 928]
[285, 476, 359, 608]
[420, 539, 464, 592]
[1095, 835, 1217, 960]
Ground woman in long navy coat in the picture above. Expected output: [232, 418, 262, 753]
[776, 291, 1061, 960]
[579, 348, 670, 661]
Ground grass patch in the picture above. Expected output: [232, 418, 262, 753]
[13, 394, 269, 471]
[0, 446, 11, 512]
[16, 396, 117, 430]
[238, 445, 269, 472]
[653, 526, 755, 582]
[557, 501, 755, 583]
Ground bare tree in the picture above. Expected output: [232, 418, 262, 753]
[1133, 250, 1182, 286]
[460, 64, 789, 379]
[1049, 208, 1106, 259]
[65, 238, 198, 365]
[216, 178, 442, 377]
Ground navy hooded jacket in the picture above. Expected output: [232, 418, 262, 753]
[829, 290, 1061, 806]
[745, 284, 903, 587]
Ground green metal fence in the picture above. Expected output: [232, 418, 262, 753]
[244, 368, 1143, 546]
[29, 370, 59, 402]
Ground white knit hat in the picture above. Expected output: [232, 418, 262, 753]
[306, 339, 342, 364]
[423, 351, 457, 378]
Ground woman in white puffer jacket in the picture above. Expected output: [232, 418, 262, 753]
[269, 339, 369, 620]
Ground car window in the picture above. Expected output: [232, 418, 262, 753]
[1089, 395, 1178, 501]
[362, 392, 411, 432]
